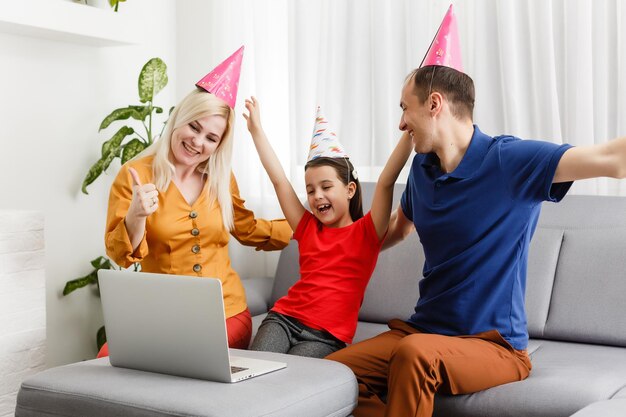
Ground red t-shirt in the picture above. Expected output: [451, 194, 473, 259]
[271, 211, 383, 343]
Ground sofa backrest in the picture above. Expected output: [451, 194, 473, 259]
[353, 182, 422, 322]
[270, 182, 626, 347]
[528, 195, 626, 347]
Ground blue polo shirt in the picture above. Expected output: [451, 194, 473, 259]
[401, 125, 573, 350]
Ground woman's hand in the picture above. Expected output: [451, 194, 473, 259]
[126, 167, 159, 220]
[243, 96, 263, 135]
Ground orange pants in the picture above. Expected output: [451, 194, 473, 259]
[96, 308, 252, 358]
[326, 319, 531, 417]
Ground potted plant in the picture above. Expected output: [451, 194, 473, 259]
[109, 0, 126, 12]
[72, 0, 126, 12]
[64, 57, 171, 351]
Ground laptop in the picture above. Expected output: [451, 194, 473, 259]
[98, 269, 286, 382]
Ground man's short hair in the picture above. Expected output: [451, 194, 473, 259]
[407, 65, 475, 121]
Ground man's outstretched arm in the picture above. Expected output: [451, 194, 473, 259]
[554, 137, 626, 183]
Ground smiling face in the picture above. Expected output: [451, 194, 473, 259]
[305, 164, 356, 228]
[399, 79, 435, 154]
[170, 114, 227, 170]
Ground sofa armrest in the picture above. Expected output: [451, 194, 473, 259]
[241, 276, 274, 316]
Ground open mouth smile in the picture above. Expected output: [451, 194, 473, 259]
[182, 142, 200, 155]
[317, 204, 332, 213]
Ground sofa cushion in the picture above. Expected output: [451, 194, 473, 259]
[543, 228, 626, 347]
[270, 240, 300, 306]
[616, 387, 626, 398]
[525, 227, 563, 338]
[358, 232, 422, 323]
[242, 276, 274, 316]
[433, 340, 626, 417]
[537, 195, 626, 229]
[352, 322, 389, 344]
[16, 350, 357, 417]
[569, 399, 626, 417]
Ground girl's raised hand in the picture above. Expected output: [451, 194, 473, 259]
[243, 96, 262, 135]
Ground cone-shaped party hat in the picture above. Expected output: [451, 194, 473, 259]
[307, 106, 349, 162]
[196, 46, 244, 108]
[420, 5, 463, 72]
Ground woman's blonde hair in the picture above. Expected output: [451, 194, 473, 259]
[138, 88, 235, 230]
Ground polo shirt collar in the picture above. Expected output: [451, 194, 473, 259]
[421, 125, 492, 179]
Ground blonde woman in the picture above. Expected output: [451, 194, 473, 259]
[97, 88, 291, 358]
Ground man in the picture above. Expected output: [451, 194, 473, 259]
[326, 6, 626, 417]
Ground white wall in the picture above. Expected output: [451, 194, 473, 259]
[0, 211, 45, 416]
[0, 0, 177, 367]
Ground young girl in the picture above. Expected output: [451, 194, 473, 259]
[243, 97, 413, 358]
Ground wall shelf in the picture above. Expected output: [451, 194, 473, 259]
[0, 0, 140, 46]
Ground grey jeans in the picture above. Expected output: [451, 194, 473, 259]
[250, 312, 346, 358]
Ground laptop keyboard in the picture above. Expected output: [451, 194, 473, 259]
[231, 366, 249, 374]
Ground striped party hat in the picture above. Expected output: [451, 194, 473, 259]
[307, 106, 349, 162]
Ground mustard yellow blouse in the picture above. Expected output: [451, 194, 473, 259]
[105, 156, 292, 318]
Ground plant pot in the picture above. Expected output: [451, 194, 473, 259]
[86, 0, 112, 10]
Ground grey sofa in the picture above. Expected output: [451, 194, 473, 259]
[15, 182, 626, 417]
[246, 182, 626, 417]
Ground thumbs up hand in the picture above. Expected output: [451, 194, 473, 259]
[127, 167, 159, 219]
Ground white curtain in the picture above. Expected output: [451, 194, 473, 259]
[190, 0, 626, 274]
[199, 0, 626, 199]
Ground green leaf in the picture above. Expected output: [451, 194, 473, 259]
[97, 325, 107, 351]
[63, 271, 98, 295]
[82, 133, 126, 193]
[138, 58, 168, 103]
[81, 158, 105, 195]
[64, 256, 116, 295]
[101, 126, 134, 158]
[154, 107, 163, 114]
[99, 106, 150, 131]
[109, 0, 125, 12]
[121, 138, 146, 164]
[90, 256, 112, 269]
[102, 145, 126, 173]
[82, 126, 134, 186]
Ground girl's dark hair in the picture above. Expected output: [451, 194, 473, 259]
[304, 157, 363, 221]
[408, 65, 475, 121]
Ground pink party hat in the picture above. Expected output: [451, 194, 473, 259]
[196, 46, 244, 108]
[307, 106, 349, 162]
[420, 5, 463, 72]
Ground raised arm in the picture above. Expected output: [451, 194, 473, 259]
[553, 136, 626, 183]
[105, 162, 157, 267]
[243, 97, 306, 231]
[381, 205, 415, 251]
[370, 131, 414, 240]
[124, 167, 159, 251]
